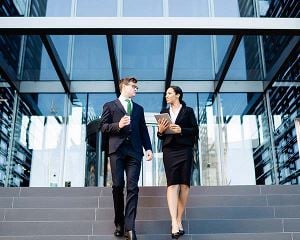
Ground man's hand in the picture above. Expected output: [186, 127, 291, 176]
[145, 150, 153, 161]
[119, 115, 131, 129]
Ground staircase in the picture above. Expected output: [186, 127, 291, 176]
[0, 185, 300, 239]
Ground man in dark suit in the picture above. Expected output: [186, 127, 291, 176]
[100, 77, 153, 240]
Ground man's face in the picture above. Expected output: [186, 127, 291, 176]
[122, 81, 138, 98]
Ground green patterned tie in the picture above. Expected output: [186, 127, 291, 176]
[125, 99, 132, 116]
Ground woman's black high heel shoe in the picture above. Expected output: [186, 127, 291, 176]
[171, 231, 180, 239]
[179, 229, 185, 236]
[171, 226, 180, 239]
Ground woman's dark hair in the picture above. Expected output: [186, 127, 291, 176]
[169, 86, 186, 106]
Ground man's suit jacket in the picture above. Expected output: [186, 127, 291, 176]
[100, 99, 152, 158]
[158, 106, 198, 148]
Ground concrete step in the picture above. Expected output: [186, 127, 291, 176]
[1, 194, 300, 209]
[0, 185, 299, 238]
[1, 206, 300, 222]
[0, 233, 299, 240]
[0, 219, 299, 236]
[1, 185, 300, 197]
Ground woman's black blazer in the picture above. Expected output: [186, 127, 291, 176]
[157, 106, 198, 148]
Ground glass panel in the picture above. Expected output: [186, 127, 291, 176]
[11, 93, 67, 187]
[76, 0, 117, 16]
[270, 83, 300, 184]
[263, 35, 294, 74]
[29, 0, 72, 17]
[123, 0, 163, 16]
[0, 35, 22, 76]
[214, 0, 241, 17]
[50, 36, 70, 74]
[168, 0, 209, 17]
[120, 36, 165, 80]
[87, 93, 118, 187]
[134, 93, 164, 186]
[72, 36, 113, 80]
[225, 36, 264, 81]
[215, 35, 232, 74]
[88, 93, 116, 120]
[199, 93, 220, 185]
[64, 94, 87, 187]
[21, 36, 60, 81]
[0, 87, 15, 187]
[213, 0, 256, 17]
[173, 36, 213, 80]
[218, 93, 267, 185]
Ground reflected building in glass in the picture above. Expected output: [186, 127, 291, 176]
[0, 0, 299, 187]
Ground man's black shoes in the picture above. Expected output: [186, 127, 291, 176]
[114, 224, 124, 237]
[124, 230, 137, 240]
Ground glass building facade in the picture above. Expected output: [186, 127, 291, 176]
[0, 0, 299, 187]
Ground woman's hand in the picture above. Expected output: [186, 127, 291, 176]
[169, 124, 181, 134]
[158, 118, 170, 134]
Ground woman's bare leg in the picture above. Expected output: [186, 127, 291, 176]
[177, 184, 190, 230]
[167, 184, 180, 233]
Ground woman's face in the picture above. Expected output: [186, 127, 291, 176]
[165, 87, 179, 104]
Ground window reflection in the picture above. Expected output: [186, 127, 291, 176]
[168, 0, 209, 17]
[123, 0, 163, 17]
[76, 0, 117, 16]
[72, 36, 113, 80]
[120, 36, 165, 80]
[173, 36, 213, 80]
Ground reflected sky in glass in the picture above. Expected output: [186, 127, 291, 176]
[123, 0, 163, 16]
[88, 93, 116, 119]
[168, 0, 209, 16]
[120, 36, 165, 80]
[22, 36, 59, 81]
[173, 36, 213, 80]
[45, 0, 72, 16]
[213, 0, 240, 17]
[76, 0, 117, 16]
[226, 36, 263, 81]
[50, 36, 70, 74]
[224, 38, 247, 80]
[134, 93, 164, 113]
[72, 36, 113, 80]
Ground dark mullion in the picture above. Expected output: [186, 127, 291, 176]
[106, 35, 120, 97]
[162, 35, 177, 110]
[40, 35, 71, 94]
[214, 35, 242, 93]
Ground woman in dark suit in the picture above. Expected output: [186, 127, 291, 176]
[157, 86, 198, 239]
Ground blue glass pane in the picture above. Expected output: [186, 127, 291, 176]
[220, 93, 249, 116]
[169, 0, 209, 17]
[214, 0, 240, 17]
[215, 36, 231, 73]
[123, 0, 163, 16]
[22, 36, 60, 81]
[134, 93, 164, 113]
[88, 93, 116, 119]
[35, 94, 65, 116]
[72, 36, 113, 80]
[50, 36, 70, 74]
[46, 0, 72, 16]
[173, 36, 213, 80]
[76, 0, 117, 16]
[225, 36, 263, 80]
[121, 36, 165, 80]
[181, 93, 197, 111]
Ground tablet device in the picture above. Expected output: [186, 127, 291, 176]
[154, 113, 175, 134]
